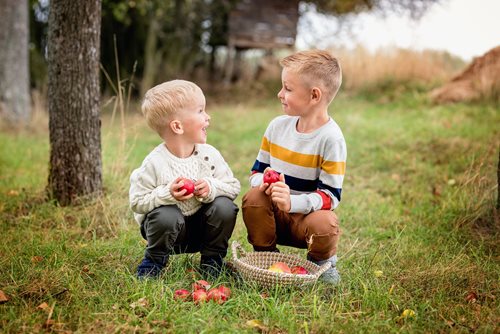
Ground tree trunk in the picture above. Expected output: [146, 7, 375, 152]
[0, 0, 30, 126]
[47, 0, 102, 206]
[140, 14, 161, 98]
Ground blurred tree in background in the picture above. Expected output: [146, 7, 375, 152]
[26, 0, 440, 98]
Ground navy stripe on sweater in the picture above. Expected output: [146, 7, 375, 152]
[251, 160, 342, 202]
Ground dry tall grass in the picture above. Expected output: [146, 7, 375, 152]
[332, 46, 466, 91]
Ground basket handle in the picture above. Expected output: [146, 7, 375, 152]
[314, 261, 332, 277]
[231, 241, 247, 261]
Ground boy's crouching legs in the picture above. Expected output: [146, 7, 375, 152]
[200, 197, 238, 277]
[242, 187, 278, 252]
[303, 210, 341, 284]
[138, 205, 185, 278]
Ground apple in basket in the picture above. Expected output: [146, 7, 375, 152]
[268, 262, 291, 274]
[291, 265, 308, 275]
[263, 169, 280, 185]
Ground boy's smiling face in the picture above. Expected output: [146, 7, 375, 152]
[178, 89, 210, 144]
[277, 68, 313, 116]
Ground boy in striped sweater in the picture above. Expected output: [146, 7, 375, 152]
[242, 50, 346, 284]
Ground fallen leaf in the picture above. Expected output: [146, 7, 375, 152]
[7, 190, 19, 196]
[31, 256, 44, 264]
[447, 179, 456, 186]
[373, 270, 383, 277]
[130, 297, 148, 309]
[465, 291, 478, 303]
[37, 302, 49, 311]
[0, 290, 9, 303]
[401, 309, 416, 318]
[246, 319, 268, 332]
[391, 174, 400, 181]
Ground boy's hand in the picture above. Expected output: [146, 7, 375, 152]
[194, 179, 210, 199]
[270, 173, 291, 212]
[171, 177, 195, 201]
[258, 167, 275, 193]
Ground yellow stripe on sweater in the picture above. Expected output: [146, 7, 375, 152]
[261, 137, 346, 175]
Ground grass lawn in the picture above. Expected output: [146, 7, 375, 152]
[0, 93, 498, 333]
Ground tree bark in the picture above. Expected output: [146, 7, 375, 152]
[47, 0, 103, 206]
[0, 0, 30, 126]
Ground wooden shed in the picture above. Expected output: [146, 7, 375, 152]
[228, 0, 299, 49]
[224, 0, 299, 82]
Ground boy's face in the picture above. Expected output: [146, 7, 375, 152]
[177, 89, 210, 144]
[277, 68, 312, 116]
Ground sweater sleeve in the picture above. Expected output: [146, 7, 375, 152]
[318, 137, 347, 210]
[198, 148, 240, 203]
[129, 159, 178, 214]
[249, 121, 273, 187]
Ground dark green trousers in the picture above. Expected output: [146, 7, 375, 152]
[140, 196, 238, 265]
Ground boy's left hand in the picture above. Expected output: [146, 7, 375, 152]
[269, 173, 291, 212]
[194, 179, 210, 199]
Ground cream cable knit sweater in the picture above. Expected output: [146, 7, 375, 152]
[129, 143, 240, 224]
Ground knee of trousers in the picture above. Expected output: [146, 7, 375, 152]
[205, 197, 239, 226]
[145, 205, 184, 234]
[306, 211, 339, 235]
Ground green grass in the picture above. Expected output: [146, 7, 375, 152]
[1, 92, 499, 333]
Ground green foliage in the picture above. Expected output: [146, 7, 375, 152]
[0, 95, 498, 332]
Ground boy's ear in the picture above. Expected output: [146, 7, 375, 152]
[311, 87, 322, 103]
[169, 119, 184, 134]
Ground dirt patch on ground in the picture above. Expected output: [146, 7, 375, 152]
[430, 45, 500, 103]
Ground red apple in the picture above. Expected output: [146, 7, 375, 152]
[268, 261, 291, 274]
[192, 289, 208, 304]
[263, 170, 280, 185]
[192, 280, 211, 291]
[218, 285, 231, 298]
[174, 289, 191, 301]
[291, 266, 308, 275]
[179, 178, 195, 195]
[207, 288, 226, 304]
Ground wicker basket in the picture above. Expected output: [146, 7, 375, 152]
[231, 241, 331, 288]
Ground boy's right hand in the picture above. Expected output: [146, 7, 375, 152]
[171, 177, 195, 201]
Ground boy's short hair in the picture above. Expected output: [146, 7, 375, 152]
[280, 49, 342, 104]
[141, 80, 202, 134]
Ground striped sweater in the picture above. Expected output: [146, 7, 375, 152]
[250, 115, 346, 213]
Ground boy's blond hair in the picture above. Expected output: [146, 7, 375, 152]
[280, 49, 342, 104]
[141, 80, 202, 134]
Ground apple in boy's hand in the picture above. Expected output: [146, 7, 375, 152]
[179, 178, 195, 195]
[263, 170, 280, 185]
[268, 262, 291, 273]
[192, 280, 211, 291]
[192, 289, 208, 304]
[174, 289, 191, 300]
[291, 266, 308, 275]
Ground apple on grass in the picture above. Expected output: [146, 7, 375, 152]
[207, 288, 226, 304]
[192, 279, 211, 291]
[263, 169, 280, 185]
[217, 285, 231, 298]
[174, 289, 191, 301]
[268, 261, 291, 274]
[291, 266, 308, 275]
[179, 178, 195, 195]
[192, 289, 208, 304]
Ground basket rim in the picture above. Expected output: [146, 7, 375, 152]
[231, 241, 331, 280]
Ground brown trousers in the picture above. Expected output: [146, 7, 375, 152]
[242, 187, 340, 261]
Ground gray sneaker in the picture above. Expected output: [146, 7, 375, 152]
[308, 255, 340, 284]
